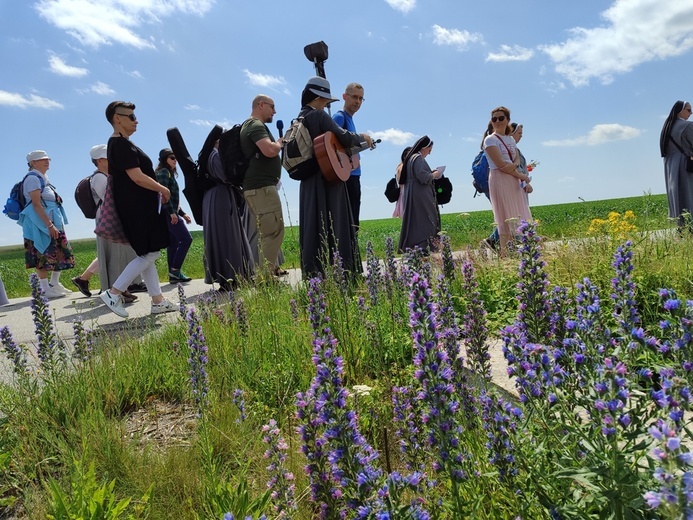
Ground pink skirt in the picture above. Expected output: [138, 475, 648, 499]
[488, 168, 532, 236]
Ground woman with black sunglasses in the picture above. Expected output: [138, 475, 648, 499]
[483, 106, 532, 257]
[99, 101, 175, 319]
[155, 148, 193, 283]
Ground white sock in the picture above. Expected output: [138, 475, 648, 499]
[39, 278, 50, 291]
[50, 271, 61, 285]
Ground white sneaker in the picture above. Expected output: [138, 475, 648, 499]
[100, 290, 129, 318]
[43, 286, 66, 299]
[151, 299, 176, 315]
[50, 282, 71, 294]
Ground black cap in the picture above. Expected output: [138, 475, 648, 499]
[159, 148, 173, 162]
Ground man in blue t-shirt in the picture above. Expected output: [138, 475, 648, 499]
[333, 82, 365, 231]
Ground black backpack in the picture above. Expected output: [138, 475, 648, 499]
[74, 173, 101, 219]
[218, 120, 253, 188]
[434, 175, 453, 205]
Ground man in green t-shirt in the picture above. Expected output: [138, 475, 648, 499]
[240, 94, 285, 277]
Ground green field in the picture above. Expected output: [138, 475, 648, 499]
[0, 193, 672, 299]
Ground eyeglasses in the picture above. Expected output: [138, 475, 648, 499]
[115, 112, 137, 121]
[168, 156, 177, 161]
[348, 94, 365, 102]
[263, 102, 275, 109]
[491, 115, 506, 123]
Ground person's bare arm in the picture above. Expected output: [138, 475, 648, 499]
[255, 137, 284, 158]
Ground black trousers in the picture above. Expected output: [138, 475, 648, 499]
[345, 175, 361, 231]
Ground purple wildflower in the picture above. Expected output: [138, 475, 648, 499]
[459, 260, 491, 382]
[262, 419, 297, 518]
[408, 271, 469, 492]
[29, 272, 65, 369]
[515, 220, 551, 343]
[235, 298, 248, 336]
[0, 326, 28, 377]
[610, 241, 641, 336]
[289, 298, 300, 322]
[590, 357, 631, 437]
[71, 314, 92, 362]
[392, 386, 425, 471]
[644, 418, 693, 518]
[177, 282, 187, 319]
[480, 390, 521, 481]
[296, 277, 383, 517]
[365, 240, 383, 307]
[232, 389, 247, 423]
[186, 306, 209, 416]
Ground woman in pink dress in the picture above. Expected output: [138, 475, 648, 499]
[483, 106, 532, 256]
[392, 146, 411, 218]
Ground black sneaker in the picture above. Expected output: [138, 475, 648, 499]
[127, 282, 147, 293]
[71, 276, 92, 297]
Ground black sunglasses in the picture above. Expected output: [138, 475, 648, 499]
[491, 115, 506, 123]
[168, 156, 177, 161]
[115, 112, 137, 121]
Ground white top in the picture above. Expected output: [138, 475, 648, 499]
[22, 170, 57, 202]
[483, 133, 517, 169]
[90, 171, 108, 204]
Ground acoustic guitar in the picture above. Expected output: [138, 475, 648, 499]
[314, 131, 380, 183]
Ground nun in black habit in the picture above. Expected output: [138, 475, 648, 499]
[292, 76, 372, 279]
[659, 100, 693, 230]
[202, 147, 254, 290]
[397, 135, 442, 253]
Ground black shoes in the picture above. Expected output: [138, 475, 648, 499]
[127, 282, 147, 293]
[71, 276, 92, 297]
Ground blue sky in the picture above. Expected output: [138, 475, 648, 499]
[1, 0, 693, 247]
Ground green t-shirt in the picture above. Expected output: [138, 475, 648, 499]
[240, 118, 281, 190]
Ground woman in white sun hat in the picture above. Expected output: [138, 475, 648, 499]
[18, 149, 75, 299]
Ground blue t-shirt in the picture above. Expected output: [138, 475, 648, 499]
[332, 110, 361, 177]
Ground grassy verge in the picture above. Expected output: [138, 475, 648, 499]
[0, 193, 673, 299]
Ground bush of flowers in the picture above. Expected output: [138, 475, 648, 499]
[2, 221, 693, 518]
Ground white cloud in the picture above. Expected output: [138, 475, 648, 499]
[369, 128, 417, 146]
[190, 118, 233, 128]
[384, 0, 416, 14]
[48, 53, 88, 77]
[243, 69, 287, 89]
[78, 81, 115, 95]
[0, 90, 64, 109]
[431, 24, 482, 51]
[34, 0, 216, 49]
[185, 104, 200, 110]
[540, 0, 693, 86]
[486, 45, 534, 63]
[543, 123, 641, 146]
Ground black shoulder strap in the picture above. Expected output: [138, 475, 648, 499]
[669, 135, 687, 155]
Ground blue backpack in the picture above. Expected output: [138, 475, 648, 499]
[471, 150, 489, 197]
[3, 172, 45, 220]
